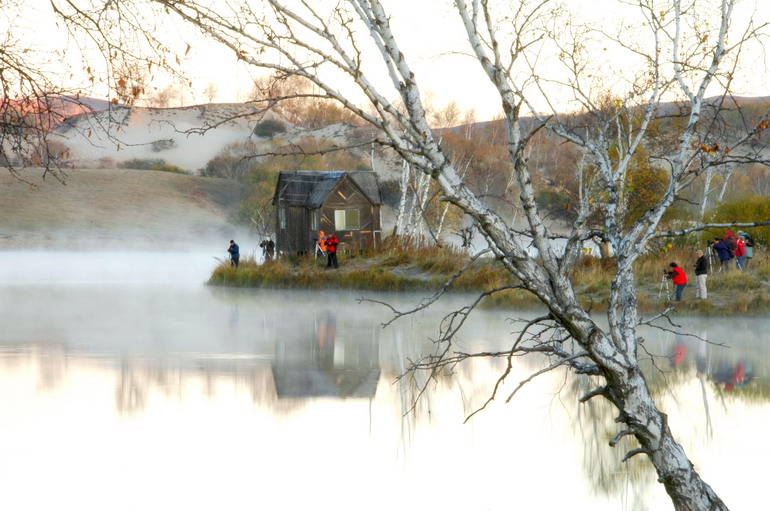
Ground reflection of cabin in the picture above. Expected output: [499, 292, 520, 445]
[271, 312, 381, 398]
[272, 170, 382, 254]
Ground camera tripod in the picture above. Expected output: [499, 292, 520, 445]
[706, 245, 723, 273]
[658, 273, 671, 300]
[314, 241, 326, 259]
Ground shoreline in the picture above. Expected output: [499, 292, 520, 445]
[207, 251, 770, 316]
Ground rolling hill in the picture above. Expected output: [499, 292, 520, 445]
[0, 168, 252, 250]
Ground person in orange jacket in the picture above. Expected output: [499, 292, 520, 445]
[665, 262, 688, 301]
[317, 230, 327, 257]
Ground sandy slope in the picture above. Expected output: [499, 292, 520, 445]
[0, 168, 254, 250]
[53, 103, 288, 171]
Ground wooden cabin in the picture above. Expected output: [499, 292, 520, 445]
[272, 170, 383, 254]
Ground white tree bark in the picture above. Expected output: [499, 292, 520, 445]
[699, 166, 715, 220]
[412, 172, 431, 239]
[717, 165, 738, 203]
[394, 158, 411, 236]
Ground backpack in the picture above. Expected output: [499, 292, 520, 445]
[726, 238, 736, 257]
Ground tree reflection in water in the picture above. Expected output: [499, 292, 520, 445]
[561, 324, 764, 509]
[3, 285, 770, 509]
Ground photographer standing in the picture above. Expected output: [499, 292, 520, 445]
[694, 250, 708, 300]
[665, 262, 688, 302]
[228, 239, 240, 268]
[259, 237, 275, 261]
[738, 231, 754, 268]
[325, 233, 339, 269]
[712, 237, 730, 271]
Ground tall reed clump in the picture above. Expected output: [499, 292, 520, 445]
[751, 252, 770, 279]
[453, 263, 518, 291]
[369, 237, 466, 274]
[571, 256, 616, 297]
[207, 257, 326, 288]
[634, 246, 698, 283]
[708, 270, 764, 291]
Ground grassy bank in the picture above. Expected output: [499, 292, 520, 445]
[573, 249, 770, 314]
[208, 243, 770, 315]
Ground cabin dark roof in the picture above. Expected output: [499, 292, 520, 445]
[274, 170, 382, 207]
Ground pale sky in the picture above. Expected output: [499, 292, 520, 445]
[12, 0, 770, 121]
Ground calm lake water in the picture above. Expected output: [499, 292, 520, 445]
[0, 251, 767, 510]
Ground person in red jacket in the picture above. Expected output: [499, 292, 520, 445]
[325, 233, 339, 269]
[733, 234, 747, 270]
[665, 262, 688, 302]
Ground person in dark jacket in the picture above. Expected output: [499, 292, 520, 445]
[694, 250, 708, 299]
[228, 239, 240, 268]
[724, 231, 737, 268]
[325, 233, 339, 269]
[712, 237, 731, 271]
[259, 237, 275, 260]
[665, 262, 688, 302]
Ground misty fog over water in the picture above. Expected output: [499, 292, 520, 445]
[0, 251, 768, 510]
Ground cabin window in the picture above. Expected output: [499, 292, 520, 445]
[334, 209, 360, 230]
[279, 207, 286, 229]
[311, 209, 320, 230]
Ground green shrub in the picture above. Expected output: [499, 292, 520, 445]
[253, 119, 287, 138]
[120, 158, 165, 170]
[535, 189, 574, 221]
[117, 158, 186, 173]
[150, 163, 186, 174]
[705, 194, 770, 245]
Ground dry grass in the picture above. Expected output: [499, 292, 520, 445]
[208, 240, 511, 293]
[208, 254, 441, 290]
[0, 167, 241, 248]
[571, 257, 617, 295]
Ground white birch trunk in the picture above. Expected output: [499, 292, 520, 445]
[394, 158, 411, 237]
[699, 167, 715, 220]
[436, 202, 451, 240]
[415, 173, 431, 239]
[717, 166, 737, 203]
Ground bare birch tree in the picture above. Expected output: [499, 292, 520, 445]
[50, 0, 770, 508]
[0, 0, 86, 182]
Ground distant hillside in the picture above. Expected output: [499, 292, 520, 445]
[0, 168, 251, 249]
[51, 96, 770, 173]
[445, 95, 770, 135]
[52, 103, 296, 171]
[50, 102, 382, 175]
